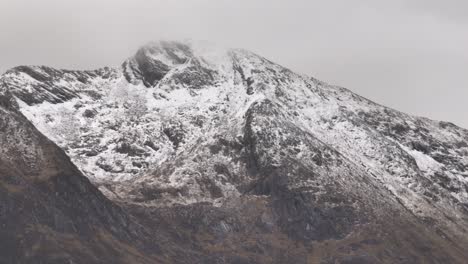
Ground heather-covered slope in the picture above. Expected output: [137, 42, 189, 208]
[1, 40, 467, 263]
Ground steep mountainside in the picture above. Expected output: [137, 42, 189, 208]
[0, 86, 161, 263]
[1, 40, 467, 263]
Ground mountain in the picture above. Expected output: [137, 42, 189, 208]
[1, 40, 467, 263]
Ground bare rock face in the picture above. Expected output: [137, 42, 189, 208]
[1, 40, 468, 263]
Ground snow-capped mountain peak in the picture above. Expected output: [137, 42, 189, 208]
[1, 40, 468, 262]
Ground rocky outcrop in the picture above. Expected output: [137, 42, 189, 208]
[1, 66, 118, 105]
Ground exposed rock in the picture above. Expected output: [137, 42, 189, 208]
[83, 108, 97, 118]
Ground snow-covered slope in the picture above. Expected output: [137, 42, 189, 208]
[0, 79, 162, 263]
[2, 40, 468, 263]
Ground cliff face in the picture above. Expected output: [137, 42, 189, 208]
[1, 40, 467, 263]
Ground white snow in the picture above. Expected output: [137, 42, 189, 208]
[400, 144, 443, 172]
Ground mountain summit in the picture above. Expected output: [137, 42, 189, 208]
[1, 40, 467, 263]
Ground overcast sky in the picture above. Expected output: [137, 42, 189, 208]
[1, 0, 467, 128]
